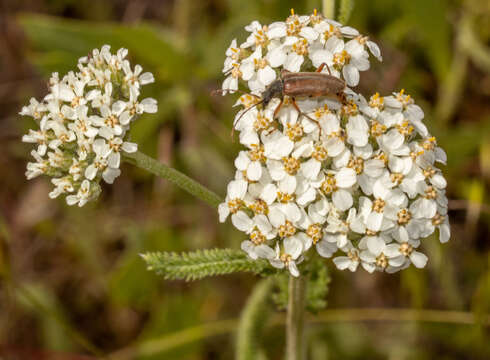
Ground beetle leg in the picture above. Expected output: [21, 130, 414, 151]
[273, 98, 284, 119]
[316, 62, 332, 75]
[291, 98, 323, 137]
[265, 127, 278, 136]
[291, 98, 313, 121]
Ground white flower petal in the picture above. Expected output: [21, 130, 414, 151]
[121, 142, 138, 153]
[343, 64, 359, 87]
[258, 66, 276, 86]
[284, 237, 303, 259]
[231, 211, 254, 232]
[247, 161, 262, 181]
[367, 236, 385, 256]
[335, 168, 357, 188]
[410, 251, 428, 268]
[332, 189, 353, 211]
[289, 261, 300, 277]
[255, 244, 276, 259]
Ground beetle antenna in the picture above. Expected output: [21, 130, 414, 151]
[211, 89, 261, 99]
[232, 99, 264, 128]
[229, 99, 266, 140]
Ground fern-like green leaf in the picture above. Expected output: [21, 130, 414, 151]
[141, 249, 271, 281]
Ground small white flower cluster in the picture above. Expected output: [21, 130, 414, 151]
[219, 11, 450, 277]
[21, 45, 157, 206]
[222, 9, 381, 95]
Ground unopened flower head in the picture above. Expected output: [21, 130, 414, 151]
[21, 45, 157, 206]
[218, 11, 449, 277]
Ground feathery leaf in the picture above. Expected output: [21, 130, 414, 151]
[141, 249, 271, 281]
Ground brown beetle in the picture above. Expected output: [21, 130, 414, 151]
[265, 63, 346, 119]
[215, 63, 347, 133]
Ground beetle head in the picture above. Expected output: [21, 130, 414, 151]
[262, 79, 283, 106]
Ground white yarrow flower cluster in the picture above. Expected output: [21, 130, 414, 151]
[219, 11, 450, 277]
[21, 45, 157, 206]
[222, 9, 381, 95]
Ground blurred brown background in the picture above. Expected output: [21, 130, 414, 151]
[0, 0, 489, 359]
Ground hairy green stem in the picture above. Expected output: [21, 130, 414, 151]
[338, 0, 354, 24]
[123, 151, 222, 208]
[322, 0, 335, 19]
[236, 278, 274, 360]
[286, 275, 307, 360]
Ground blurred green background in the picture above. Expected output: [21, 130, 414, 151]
[1, 0, 489, 359]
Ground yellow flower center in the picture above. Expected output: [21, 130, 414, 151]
[321, 174, 337, 195]
[333, 50, 351, 67]
[71, 96, 81, 108]
[248, 144, 266, 163]
[348, 157, 364, 174]
[106, 115, 119, 128]
[423, 167, 436, 179]
[376, 253, 388, 268]
[323, 24, 341, 40]
[314, 104, 330, 119]
[397, 209, 412, 225]
[278, 220, 297, 238]
[396, 89, 414, 107]
[422, 137, 437, 151]
[312, 145, 328, 162]
[292, 39, 309, 56]
[399, 242, 413, 256]
[253, 112, 273, 132]
[309, 9, 323, 25]
[250, 229, 266, 245]
[424, 186, 437, 200]
[249, 199, 269, 215]
[356, 35, 369, 45]
[231, 63, 242, 79]
[348, 250, 359, 261]
[372, 198, 385, 213]
[280, 253, 293, 265]
[286, 123, 304, 141]
[286, 9, 303, 36]
[254, 58, 268, 70]
[307, 224, 323, 244]
[369, 92, 384, 109]
[432, 213, 444, 226]
[227, 198, 244, 214]
[370, 121, 387, 137]
[390, 173, 404, 186]
[254, 27, 269, 48]
[277, 191, 295, 203]
[396, 120, 414, 136]
[282, 156, 301, 175]
[341, 100, 358, 116]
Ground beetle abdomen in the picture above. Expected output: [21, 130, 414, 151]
[283, 73, 345, 98]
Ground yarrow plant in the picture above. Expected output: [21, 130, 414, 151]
[21, 45, 157, 206]
[20, 7, 453, 360]
[218, 10, 450, 277]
